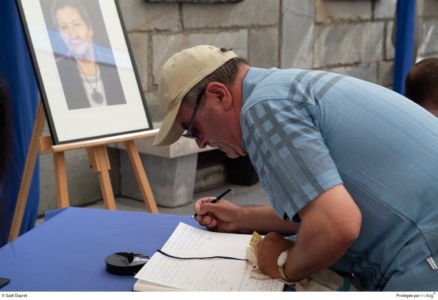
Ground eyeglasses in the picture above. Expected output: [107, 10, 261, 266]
[182, 91, 203, 140]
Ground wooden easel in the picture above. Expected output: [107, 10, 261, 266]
[8, 101, 159, 242]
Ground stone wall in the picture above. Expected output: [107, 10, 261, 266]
[119, 0, 281, 126]
[38, 0, 438, 213]
[119, 0, 438, 125]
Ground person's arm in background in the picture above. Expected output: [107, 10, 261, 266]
[0, 80, 11, 178]
[194, 199, 298, 235]
[0, 79, 13, 245]
[257, 184, 362, 281]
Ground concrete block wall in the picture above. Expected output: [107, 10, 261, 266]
[418, 0, 438, 57]
[120, 0, 438, 115]
[118, 0, 281, 126]
[288, 0, 390, 83]
[284, 0, 438, 86]
[38, 0, 438, 212]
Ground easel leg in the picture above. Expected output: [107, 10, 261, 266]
[125, 140, 158, 213]
[8, 102, 45, 242]
[53, 152, 69, 208]
[88, 146, 117, 210]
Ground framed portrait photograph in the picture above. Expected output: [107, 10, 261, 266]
[16, 0, 152, 144]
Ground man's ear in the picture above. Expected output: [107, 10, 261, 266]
[205, 82, 233, 110]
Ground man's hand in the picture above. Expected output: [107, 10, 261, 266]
[256, 232, 294, 280]
[194, 197, 244, 232]
[194, 199, 298, 235]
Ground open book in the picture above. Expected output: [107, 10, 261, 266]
[134, 222, 284, 291]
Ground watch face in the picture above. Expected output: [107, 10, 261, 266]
[277, 251, 288, 266]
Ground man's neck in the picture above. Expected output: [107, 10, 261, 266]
[230, 64, 250, 113]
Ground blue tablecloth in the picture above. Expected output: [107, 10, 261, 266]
[0, 207, 197, 291]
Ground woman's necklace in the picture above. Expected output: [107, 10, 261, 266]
[76, 61, 103, 104]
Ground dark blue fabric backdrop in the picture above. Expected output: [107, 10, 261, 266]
[393, 0, 417, 95]
[0, 0, 40, 246]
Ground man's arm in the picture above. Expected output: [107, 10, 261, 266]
[238, 205, 298, 235]
[194, 199, 298, 235]
[257, 184, 362, 281]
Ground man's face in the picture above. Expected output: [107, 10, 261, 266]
[176, 89, 247, 159]
[420, 99, 438, 117]
[56, 6, 93, 58]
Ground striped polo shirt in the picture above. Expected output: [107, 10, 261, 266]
[241, 67, 438, 291]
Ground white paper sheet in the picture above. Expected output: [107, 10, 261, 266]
[136, 252, 282, 291]
[161, 222, 251, 259]
[134, 222, 283, 291]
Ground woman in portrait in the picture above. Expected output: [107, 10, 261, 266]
[49, 0, 126, 110]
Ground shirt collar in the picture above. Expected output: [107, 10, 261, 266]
[242, 67, 278, 105]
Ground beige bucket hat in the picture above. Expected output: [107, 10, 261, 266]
[153, 45, 237, 146]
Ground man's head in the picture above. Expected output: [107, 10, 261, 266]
[154, 45, 248, 158]
[405, 57, 438, 116]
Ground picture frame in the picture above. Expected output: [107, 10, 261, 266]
[16, 0, 152, 144]
[145, 0, 243, 3]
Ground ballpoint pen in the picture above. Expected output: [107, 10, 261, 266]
[193, 188, 233, 218]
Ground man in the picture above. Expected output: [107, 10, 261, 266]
[405, 57, 438, 116]
[153, 45, 438, 291]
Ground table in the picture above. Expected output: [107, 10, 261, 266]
[0, 207, 197, 291]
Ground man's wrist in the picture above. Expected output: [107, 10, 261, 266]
[236, 206, 252, 233]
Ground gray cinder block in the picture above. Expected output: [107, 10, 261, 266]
[120, 150, 198, 207]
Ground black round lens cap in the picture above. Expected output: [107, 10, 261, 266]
[105, 252, 149, 276]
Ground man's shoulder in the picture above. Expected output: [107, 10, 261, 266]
[242, 68, 321, 112]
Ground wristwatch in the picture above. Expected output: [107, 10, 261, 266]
[277, 250, 289, 281]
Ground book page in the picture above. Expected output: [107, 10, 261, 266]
[161, 222, 252, 259]
[134, 223, 284, 291]
[135, 252, 283, 291]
